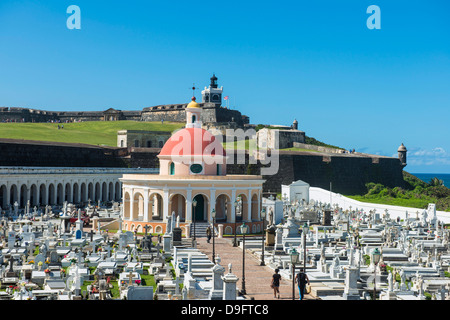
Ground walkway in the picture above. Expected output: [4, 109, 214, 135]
[195, 236, 318, 300]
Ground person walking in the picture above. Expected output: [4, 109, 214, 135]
[206, 226, 212, 243]
[295, 268, 310, 300]
[271, 268, 281, 299]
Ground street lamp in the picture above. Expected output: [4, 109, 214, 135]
[233, 200, 238, 247]
[290, 247, 300, 300]
[302, 223, 308, 272]
[211, 208, 216, 264]
[192, 199, 197, 244]
[240, 222, 249, 295]
[371, 247, 381, 300]
[260, 208, 266, 266]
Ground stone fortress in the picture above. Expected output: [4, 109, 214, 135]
[0, 75, 249, 127]
[0, 74, 409, 197]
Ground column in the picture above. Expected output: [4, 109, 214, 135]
[257, 191, 261, 221]
[144, 191, 149, 222]
[247, 189, 252, 222]
[163, 188, 169, 222]
[222, 264, 239, 300]
[68, 182, 73, 203]
[5, 183, 10, 207]
[186, 189, 192, 222]
[99, 183, 103, 202]
[129, 189, 134, 221]
[230, 189, 236, 223]
[209, 189, 216, 223]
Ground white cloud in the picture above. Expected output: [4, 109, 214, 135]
[407, 146, 450, 167]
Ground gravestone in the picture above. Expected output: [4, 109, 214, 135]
[322, 210, 332, 226]
[127, 286, 154, 300]
[49, 250, 60, 266]
[172, 227, 182, 247]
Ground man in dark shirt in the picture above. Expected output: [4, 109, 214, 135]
[271, 268, 282, 299]
[295, 268, 310, 300]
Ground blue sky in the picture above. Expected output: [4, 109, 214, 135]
[0, 0, 449, 173]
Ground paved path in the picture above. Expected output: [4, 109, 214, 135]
[195, 236, 318, 300]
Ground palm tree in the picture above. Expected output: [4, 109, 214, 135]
[429, 177, 444, 187]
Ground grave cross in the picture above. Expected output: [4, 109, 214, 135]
[128, 271, 134, 286]
[89, 230, 95, 242]
[144, 225, 150, 236]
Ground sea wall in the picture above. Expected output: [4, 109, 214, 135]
[0, 140, 405, 195]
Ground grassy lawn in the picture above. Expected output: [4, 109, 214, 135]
[280, 147, 320, 152]
[346, 195, 433, 210]
[222, 139, 257, 151]
[0, 121, 184, 146]
[221, 140, 320, 153]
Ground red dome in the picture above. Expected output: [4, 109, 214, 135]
[159, 128, 226, 157]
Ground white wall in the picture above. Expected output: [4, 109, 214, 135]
[309, 187, 450, 224]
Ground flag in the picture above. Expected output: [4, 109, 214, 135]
[224, 96, 229, 100]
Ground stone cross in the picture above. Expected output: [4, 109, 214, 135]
[128, 271, 134, 286]
[144, 225, 150, 236]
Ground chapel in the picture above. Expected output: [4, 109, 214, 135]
[120, 96, 265, 236]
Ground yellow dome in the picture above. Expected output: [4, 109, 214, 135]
[186, 97, 201, 109]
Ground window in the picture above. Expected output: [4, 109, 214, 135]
[192, 115, 196, 123]
[190, 163, 203, 174]
[159, 141, 164, 148]
[146, 141, 152, 148]
[170, 162, 175, 175]
[217, 164, 222, 175]
[134, 140, 139, 147]
[120, 140, 124, 147]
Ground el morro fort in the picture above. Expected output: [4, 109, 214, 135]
[0, 75, 407, 196]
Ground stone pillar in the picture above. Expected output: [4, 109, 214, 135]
[129, 188, 136, 221]
[209, 258, 226, 300]
[218, 224, 224, 238]
[209, 189, 216, 223]
[163, 233, 172, 252]
[143, 192, 149, 222]
[230, 189, 236, 223]
[343, 266, 360, 300]
[222, 263, 239, 300]
[163, 189, 169, 221]
[247, 189, 252, 222]
[186, 189, 192, 223]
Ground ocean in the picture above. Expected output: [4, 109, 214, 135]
[412, 173, 450, 187]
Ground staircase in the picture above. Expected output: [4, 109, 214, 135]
[190, 221, 212, 239]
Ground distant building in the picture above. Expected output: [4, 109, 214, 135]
[117, 130, 172, 148]
[0, 75, 249, 127]
[257, 123, 306, 150]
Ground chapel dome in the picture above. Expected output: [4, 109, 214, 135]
[159, 127, 226, 157]
[186, 97, 201, 109]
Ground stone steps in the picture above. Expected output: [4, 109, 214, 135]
[189, 222, 211, 238]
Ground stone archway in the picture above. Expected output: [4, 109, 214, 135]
[149, 193, 163, 221]
[39, 184, 47, 205]
[215, 194, 231, 222]
[30, 184, 38, 206]
[251, 193, 259, 221]
[169, 193, 186, 221]
[132, 192, 144, 221]
[192, 194, 208, 222]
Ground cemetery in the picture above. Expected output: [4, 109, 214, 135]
[0, 178, 448, 301]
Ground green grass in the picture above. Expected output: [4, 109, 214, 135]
[222, 139, 257, 151]
[346, 194, 433, 210]
[0, 121, 184, 146]
[280, 147, 320, 153]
